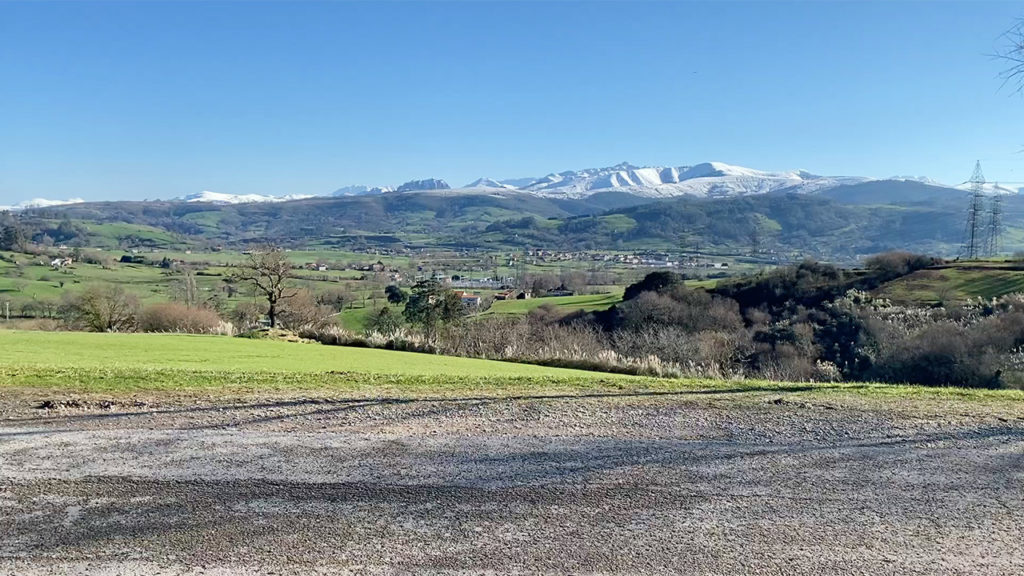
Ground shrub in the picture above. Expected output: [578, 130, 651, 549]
[298, 325, 360, 346]
[863, 251, 940, 281]
[139, 302, 228, 334]
[278, 289, 336, 331]
[232, 301, 267, 331]
[238, 328, 305, 342]
[613, 287, 742, 333]
[61, 284, 140, 332]
[622, 271, 685, 301]
[611, 326, 749, 378]
[384, 285, 407, 304]
[526, 303, 565, 325]
[867, 321, 1003, 388]
[366, 306, 402, 337]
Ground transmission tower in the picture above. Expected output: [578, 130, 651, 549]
[962, 161, 986, 260]
[986, 183, 1003, 257]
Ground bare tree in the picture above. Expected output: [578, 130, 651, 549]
[998, 19, 1024, 93]
[172, 268, 200, 308]
[62, 284, 140, 332]
[232, 246, 297, 328]
[278, 289, 336, 331]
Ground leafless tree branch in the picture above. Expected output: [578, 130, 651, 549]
[997, 18, 1024, 95]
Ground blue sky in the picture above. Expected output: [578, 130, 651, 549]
[1, 0, 1022, 203]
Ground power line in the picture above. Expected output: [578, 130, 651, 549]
[986, 183, 1004, 257]
[961, 161, 986, 260]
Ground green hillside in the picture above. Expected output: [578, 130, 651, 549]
[16, 189, 1021, 260]
[875, 262, 1024, 304]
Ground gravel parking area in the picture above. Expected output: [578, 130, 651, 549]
[2, 389, 1023, 575]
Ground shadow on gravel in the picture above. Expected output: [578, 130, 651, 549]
[7, 384, 864, 429]
[7, 426, 1024, 570]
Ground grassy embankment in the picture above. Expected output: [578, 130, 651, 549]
[2, 331, 1023, 410]
[874, 261, 1024, 304]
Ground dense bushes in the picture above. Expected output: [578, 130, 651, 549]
[864, 305, 1024, 388]
[583, 255, 1024, 387]
[303, 253, 1024, 387]
[622, 271, 685, 301]
[864, 251, 940, 282]
[277, 289, 335, 331]
[139, 302, 228, 334]
[231, 301, 267, 331]
[56, 283, 232, 335]
[613, 286, 743, 333]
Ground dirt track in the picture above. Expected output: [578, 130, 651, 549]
[2, 389, 1023, 575]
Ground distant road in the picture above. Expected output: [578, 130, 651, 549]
[2, 391, 1023, 575]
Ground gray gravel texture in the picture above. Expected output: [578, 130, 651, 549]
[1, 389, 1023, 575]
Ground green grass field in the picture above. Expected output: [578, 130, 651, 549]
[81, 222, 181, 249]
[2, 330, 1024, 409]
[0, 330, 600, 377]
[874, 263, 1024, 304]
[0, 330, 642, 395]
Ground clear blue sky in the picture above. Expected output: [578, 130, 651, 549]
[1, 0, 1022, 203]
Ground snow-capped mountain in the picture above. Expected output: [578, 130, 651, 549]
[180, 191, 314, 205]
[0, 197, 85, 212]
[498, 177, 541, 188]
[889, 175, 947, 186]
[396, 178, 450, 193]
[464, 177, 516, 190]
[15, 161, 1003, 209]
[517, 161, 869, 199]
[313, 161, 1016, 205]
[331, 185, 395, 196]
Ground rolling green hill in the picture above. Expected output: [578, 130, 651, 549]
[874, 262, 1024, 304]
[14, 189, 1024, 260]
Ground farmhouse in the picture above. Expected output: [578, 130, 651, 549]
[454, 290, 482, 307]
[356, 260, 392, 273]
[495, 290, 532, 301]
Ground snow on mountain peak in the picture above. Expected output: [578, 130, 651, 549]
[515, 161, 847, 199]
[0, 198, 86, 211]
[890, 175, 947, 186]
[181, 191, 313, 204]
[331, 185, 394, 196]
[396, 179, 451, 193]
[464, 177, 516, 190]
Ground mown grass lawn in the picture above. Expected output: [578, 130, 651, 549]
[1, 330, 1023, 414]
[0, 330, 655, 395]
[0, 330, 605, 376]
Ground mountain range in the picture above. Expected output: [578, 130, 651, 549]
[181, 160, 1020, 206]
[5, 161, 1019, 210]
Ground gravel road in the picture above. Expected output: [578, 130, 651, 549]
[2, 389, 1023, 575]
